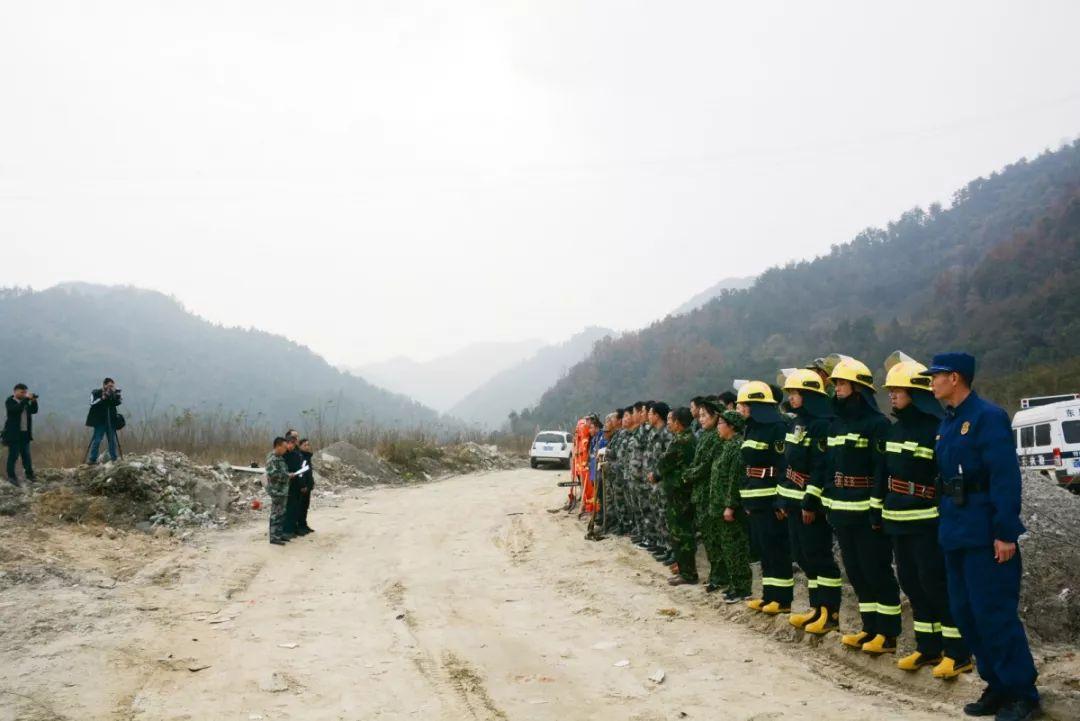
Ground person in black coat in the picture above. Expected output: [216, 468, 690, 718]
[4, 383, 38, 485]
[281, 431, 305, 538]
[86, 378, 123, 464]
[297, 438, 316, 534]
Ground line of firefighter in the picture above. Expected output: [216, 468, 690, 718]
[577, 351, 1040, 721]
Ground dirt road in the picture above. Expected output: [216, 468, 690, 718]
[3, 468, 980, 720]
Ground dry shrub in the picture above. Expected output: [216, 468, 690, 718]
[375, 438, 444, 472]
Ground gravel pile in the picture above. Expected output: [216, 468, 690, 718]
[1019, 470, 1080, 644]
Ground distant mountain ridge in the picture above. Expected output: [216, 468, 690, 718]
[526, 140, 1080, 426]
[672, 276, 756, 316]
[448, 326, 615, 428]
[353, 338, 545, 412]
[0, 284, 441, 430]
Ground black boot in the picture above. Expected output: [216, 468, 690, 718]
[994, 697, 1040, 721]
[964, 687, 1009, 717]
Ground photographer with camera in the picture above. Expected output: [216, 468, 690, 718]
[86, 377, 124, 465]
[4, 383, 38, 486]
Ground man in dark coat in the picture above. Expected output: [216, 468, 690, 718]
[281, 431, 305, 538]
[297, 438, 316, 534]
[4, 383, 38, 485]
[86, 377, 123, 464]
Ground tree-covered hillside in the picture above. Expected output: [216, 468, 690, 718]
[527, 140, 1080, 427]
[0, 284, 441, 430]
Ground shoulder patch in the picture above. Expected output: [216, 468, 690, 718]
[774, 440, 785, 453]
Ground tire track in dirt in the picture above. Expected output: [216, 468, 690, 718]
[381, 577, 508, 720]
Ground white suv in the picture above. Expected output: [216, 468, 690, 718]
[529, 431, 572, 469]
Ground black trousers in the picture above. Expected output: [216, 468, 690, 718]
[297, 481, 313, 530]
[834, 523, 901, 637]
[748, 509, 793, 605]
[893, 530, 969, 660]
[788, 509, 842, 612]
[5, 434, 33, 481]
[283, 477, 302, 534]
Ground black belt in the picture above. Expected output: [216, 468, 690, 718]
[940, 476, 987, 494]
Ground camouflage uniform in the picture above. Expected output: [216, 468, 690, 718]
[685, 429, 726, 586]
[709, 433, 752, 596]
[265, 451, 290, 542]
[603, 429, 625, 532]
[646, 425, 674, 547]
[657, 428, 698, 581]
[648, 425, 673, 543]
[627, 424, 652, 539]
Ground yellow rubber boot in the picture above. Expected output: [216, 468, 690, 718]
[789, 609, 818, 628]
[760, 601, 790, 615]
[897, 651, 941, 671]
[932, 656, 974, 679]
[746, 598, 765, 611]
[840, 630, 870, 648]
[804, 608, 838, 635]
[861, 634, 897, 655]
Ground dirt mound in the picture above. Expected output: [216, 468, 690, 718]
[386, 441, 523, 481]
[11, 451, 244, 530]
[315, 440, 523, 486]
[317, 441, 399, 484]
[1020, 470, 1080, 644]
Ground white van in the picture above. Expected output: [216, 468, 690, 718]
[1012, 398, 1080, 493]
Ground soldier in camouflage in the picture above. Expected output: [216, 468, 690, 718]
[685, 398, 726, 591]
[607, 408, 632, 534]
[710, 410, 753, 603]
[265, 436, 291, 545]
[645, 401, 673, 564]
[597, 411, 621, 533]
[657, 406, 698, 585]
[626, 401, 652, 545]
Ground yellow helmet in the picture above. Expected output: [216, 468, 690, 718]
[829, 355, 876, 391]
[779, 368, 829, 397]
[883, 351, 933, 391]
[736, 380, 778, 404]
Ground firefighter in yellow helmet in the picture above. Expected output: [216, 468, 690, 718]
[777, 369, 844, 634]
[823, 356, 902, 653]
[736, 381, 793, 614]
[876, 352, 973, 678]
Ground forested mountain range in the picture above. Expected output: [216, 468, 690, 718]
[524, 139, 1080, 428]
[0, 283, 441, 430]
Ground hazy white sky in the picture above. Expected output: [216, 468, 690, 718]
[3, 1, 1079, 366]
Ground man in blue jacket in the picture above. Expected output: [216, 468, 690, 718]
[923, 353, 1039, 721]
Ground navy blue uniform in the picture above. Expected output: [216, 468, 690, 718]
[935, 391, 1037, 704]
[823, 394, 901, 638]
[781, 407, 842, 615]
[875, 404, 969, 662]
[740, 415, 792, 606]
